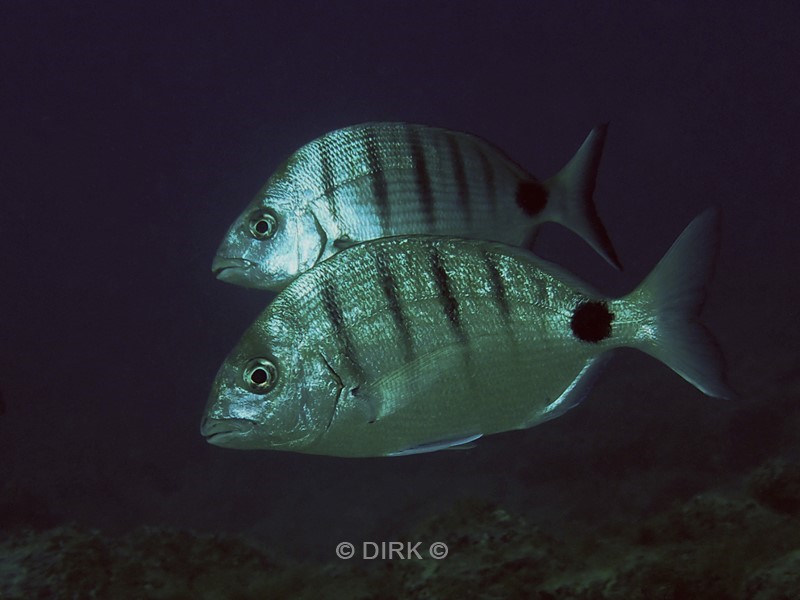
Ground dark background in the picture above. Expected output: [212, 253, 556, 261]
[1, 1, 797, 559]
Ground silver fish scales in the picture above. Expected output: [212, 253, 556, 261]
[212, 122, 620, 290]
[202, 209, 731, 457]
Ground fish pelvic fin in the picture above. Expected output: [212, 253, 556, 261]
[386, 434, 483, 457]
[619, 208, 734, 400]
[542, 123, 622, 270]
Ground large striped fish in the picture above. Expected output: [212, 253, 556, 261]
[212, 122, 621, 291]
[202, 209, 731, 457]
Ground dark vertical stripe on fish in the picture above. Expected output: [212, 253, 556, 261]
[374, 249, 414, 361]
[446, 133, 471, 224]
[320, 279, 361, 375]
[429, 248, 466, 343]
[363, 129, 390, 233]
[476, 145, 498, 217]
[482, 251, 511, 320]
[318, 137, 340, 224]
[407, 126, 436, 228]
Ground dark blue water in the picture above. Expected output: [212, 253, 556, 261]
[1, 1, 798, 590]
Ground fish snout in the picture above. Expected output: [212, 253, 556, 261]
[211, 256, 254, 284]
[200, 416, 255, 446]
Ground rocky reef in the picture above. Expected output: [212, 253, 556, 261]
[1, 459, 799, 599]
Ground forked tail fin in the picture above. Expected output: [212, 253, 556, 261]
[543, 124, 622, 270]
[621, 208, 733, 399]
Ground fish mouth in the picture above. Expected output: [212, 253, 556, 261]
[201, 417, 255, 447]
[211, 256, 255, 282]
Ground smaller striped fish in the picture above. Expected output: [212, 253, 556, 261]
[202, 209, 731, 457]
[212, 122, 621, 291]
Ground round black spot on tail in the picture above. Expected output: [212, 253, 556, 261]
[516, 180, 548, 216]
[570, 301, 613, 343]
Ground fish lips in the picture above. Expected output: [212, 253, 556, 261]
[211, 256, 257, 286]
[200, 416, 256, 448]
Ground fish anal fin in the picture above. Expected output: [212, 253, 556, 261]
[525, 353, 615, 427]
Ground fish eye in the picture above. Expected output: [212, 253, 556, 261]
[243, 358, 278, 393]
[248, 210, 278, 240]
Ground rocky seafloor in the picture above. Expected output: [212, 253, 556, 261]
[1, 459, 799, 599]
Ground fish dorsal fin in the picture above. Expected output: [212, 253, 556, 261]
[386, 433, 483, 456]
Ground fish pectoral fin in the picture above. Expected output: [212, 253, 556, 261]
[333, 235, 359, 250]
[367, 344, 471, 419]
[350, 385, 381, 424]
[386, 433, 483, 457]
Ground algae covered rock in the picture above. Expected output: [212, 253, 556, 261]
[0, 524, 279, 600]
[392, 491, 800, 599]
[395, 499, 568, 599]
[3, 471, 800, 599]
[748, 459, 800, 515]
[745, 549, 800, 600]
